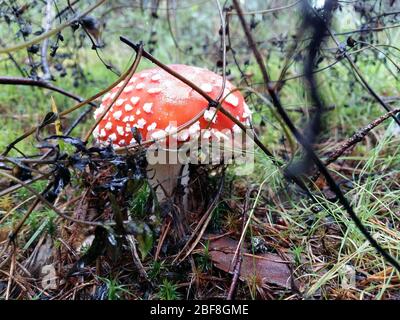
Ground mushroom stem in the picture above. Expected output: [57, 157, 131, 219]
[147, 162, 184, 202]
[146, 148, 189, 203]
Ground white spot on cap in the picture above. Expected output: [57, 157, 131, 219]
[120, 139, 125, 145]
[204, 107, 218, 123]
[117, 126, 124, 136]
[143, 102, 153, 113]
[135, 118, 146, 129]
[129, 115, 135, 121]
[242, 103, 252, 118]
[125, 104, 133, 112]
[147, 87, 162, 94]
[94, 104, 106, 119]
[105, 122, 113, 130]
[189, 121, 201, 136]
[125, 124, 131, 132]
[178, 129, 189, 141]
[202, 130, 211, 139]
[147, 122, 157, 131]
[225, 94, 239, 107]
[110, 92, 117, 100]
[93, 109, 100, 120]
[232, 124, 242, 133]
[93, 127, 99, 138]
[165, 124, 177, 135]
[109, 133, 117, 142]
[113, 110, 122, 120]
[214, 130, 231, 141]
[151, 130, 166, 140]
[151, 73, 161, 81]
[130, 96, 140, 105]
[122, 116, 130, 122]
[103, 92, 111, 100]
[200, 83, 213, 93]
[136, 110, 141, 115]
[136, 83, 145, 89]
[140, 72, 149, 78]
[100, 129, 106, 137]
[123, 85, 134, 93]
[116, 98, 125, 106]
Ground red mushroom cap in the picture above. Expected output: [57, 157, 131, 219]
[92, 64, 251, 148]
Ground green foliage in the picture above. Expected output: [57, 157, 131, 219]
[156, 279, 182, 301]
[129, 183, 151, 220]
[196, 240, 213, 272]
[98, 277, 131, 300]
[135, 222, 154, 260]
[148, 260, 166, 281]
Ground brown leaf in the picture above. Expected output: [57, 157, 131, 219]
[206, 236, 295, 289]
[0, 227, 10, 242]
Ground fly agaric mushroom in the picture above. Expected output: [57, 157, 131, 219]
[92, 64, 251, 203]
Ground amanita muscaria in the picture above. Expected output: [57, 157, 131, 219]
[93, 64, 251, 202]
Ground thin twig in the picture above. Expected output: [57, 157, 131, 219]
[227, 187, 253, 300]
[41, 0, 54, 81]
[325, 108, 400, 166]
[0, 76, 97, 107]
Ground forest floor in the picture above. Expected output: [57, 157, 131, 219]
[1, 1, 400, 300]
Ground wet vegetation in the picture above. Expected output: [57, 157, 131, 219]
[1, 0, 400, 300]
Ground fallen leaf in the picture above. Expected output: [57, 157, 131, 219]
[205, 235, 295, 289]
